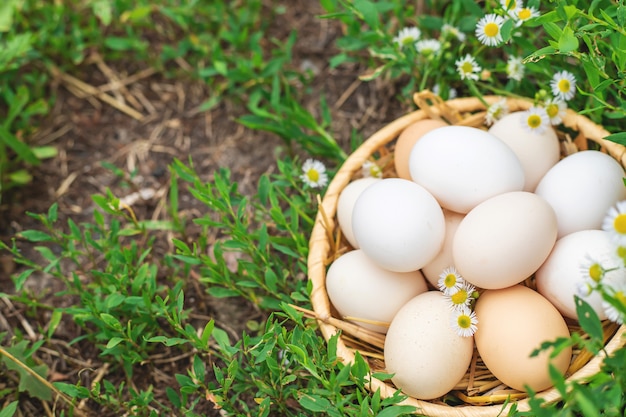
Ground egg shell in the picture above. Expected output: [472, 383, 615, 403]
[352, 178, 445, 272]
[326, 249, 428, 333]
[534, 150, 626, 238]
[474, 285, 572, 392]
[394, 119, 448, 180]
[384, 291, 474, 399]
[421, 209, 465, 287]
[488, 111, 560, 192]
[453, 191, 557, 289]
[409, 125, 525, 213]
[336, 177, 381, 248]
[536, 230, 626, 320]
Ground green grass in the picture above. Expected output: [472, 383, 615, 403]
[1, 0, 625, 416]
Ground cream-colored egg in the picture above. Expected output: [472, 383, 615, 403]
[409, 125, 525, 213]
[337, 178, 381, 248]
[394, 119, 448, 180]
[453, 191, 557, 289]
[488, 111, 560, 192]
[384, 291, 474, 399]
[474, 285, 572, 392]
[535, 150, 626, 238]
[352, 178, 445, 272]
[536, 230, 626, 320]
[421, 209, 465, 287]
[326, 250, 428, 333]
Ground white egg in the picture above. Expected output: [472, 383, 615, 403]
[453, 192, 558, 289]
[536, 230, 626, 320]
[352, 178, 445, 272]
[384, 291, 474, 399]
[336, 177, 381, 248]
[535, 150, 626, 238]
[421, 209, 465, 288]
[488, 111, 560, 192]
[409, 125, 525, 213]
[326, 249, 428, 333]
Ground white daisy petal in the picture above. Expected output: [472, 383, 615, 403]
[393, 27, 422, 48]
[475, 14, 506, 47]
[455, 54, 482, 81]
[602, 201, 626, 246]
[506, 56, 525, 81]
[415, 39, 442, 56]
[438, 266, 465, 295]
[550, 70, 577, 101]
[444, 282, 476, 310]
[362, 161, 382, 178]
[485, 99, 509, 126]
[441, 23, 466, 42]
[521, 106, 550, 134]
[450, 306, 478, 337]
[544, 98, 567, 125]
[300, 159, 328, 188]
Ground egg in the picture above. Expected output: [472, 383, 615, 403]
[394, 119, 448, 180]
[409, 125, 525, 213]
[336, 177, 381, 248]
[535, 229, 626, 320]
[488, 111, 560, 192]
[453, 191, 557, 289]
[474, 285, 572, 392]
[352, 178, 445, 272]
[384, 291, 474, 399]
[534, 150, 626, 238]
[326, 250, 428, 333]
[421, 209, 465, 288]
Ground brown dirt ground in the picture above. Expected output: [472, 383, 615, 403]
[0, 2, 411, 415]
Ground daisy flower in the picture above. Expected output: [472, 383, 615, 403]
[485, 98, 509, 126]
[576, 280, 594, 298]
[438, 266, 465, 295]
[500, 0, 521, 11]
[521, 106, 550, 134]
[362, 161, 382, 178]
[441, 23, 466, 42]
[515, 6, 540, 25]
[602, 284, 626, 324]
[544, 98, 567, 125]
[300, 159, 328, 188]
[415, 39, 442, 56]
[475, 14, 506, 47]
[450, 306, 478, 337]
[602, 201, 626, 246]
[445, 282, 476, 310]
[506, 56, 525, 81]
[579, 254, 606, 284]
[551, 70, 577, 101]
[455, 54, 481, 80]
[393, 27, 422, 49]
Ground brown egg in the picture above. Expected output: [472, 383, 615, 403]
[394, 119, 447, 180]
[474, 285, 572, 392]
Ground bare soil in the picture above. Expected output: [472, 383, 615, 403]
[0, 2, 411, 415]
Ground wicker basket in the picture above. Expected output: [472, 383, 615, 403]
[307, 92, 626, 416]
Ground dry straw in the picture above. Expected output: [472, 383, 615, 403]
[307, 91, 626, 416]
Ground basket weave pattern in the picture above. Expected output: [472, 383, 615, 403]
[308, 94, 626, 416]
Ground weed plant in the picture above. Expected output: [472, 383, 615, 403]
[1, 0, 626, 416]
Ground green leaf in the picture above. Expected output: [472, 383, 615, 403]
[375, 405, 418, 417]
[0, 0, 18, 32]
[106, 337, 124, 349]
[543, 22, 563, 41]
[298, 394, 332, 412]
[574, 296, 603, 343]
[353, 0, 378, 29]
[500, 18, 515, 43]
[18, 230, 53, 242]
[1, 341, 52, 401]
[0, 125, 39, 164]
[558, 26, 579, 53]
[604, 132, 626, 146]
[0, 401, 18, 417]
[47, 309, 63, 338]
[32, 146, 58, 160]
[91, 0, 112, 25]
[8, 169, 32, 185]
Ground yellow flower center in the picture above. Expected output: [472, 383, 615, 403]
[444, 274, 457, 288]
[617, 246, 626, 258]
[307, 169, 319, 182]
[546, 103, 559, 118]
[527, 114, 542, 128]
[505, 0, 517, 9]
[461, 61, 474, 73]
[402, 37, 415, 46]
[457, 314, 472, 329]
[369, 165, 382, 177]
[613, 213, 626, 234]
[616, 291, 626, 305]
[484, 22, 499, 37]
[451, 290, 468, 305]
[558, 78, 571, 93]
[518, 8, 532, 20]
[588, 263, 603, 282]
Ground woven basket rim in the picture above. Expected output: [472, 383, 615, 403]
[307, 94, 626, 417]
